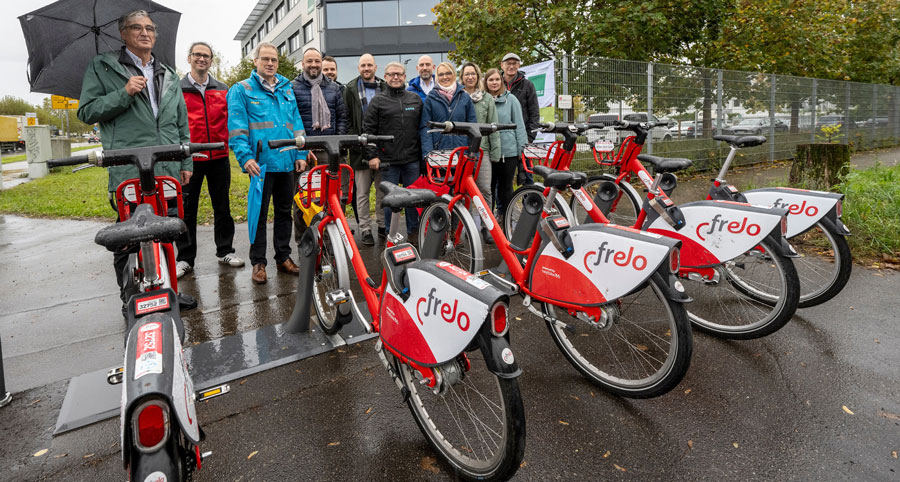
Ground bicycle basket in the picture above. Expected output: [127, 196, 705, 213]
[425, 148, 460, 186]
[115, 176, 183, 221]
[521, 142, 557, 173]
[591, 137, 630, 167]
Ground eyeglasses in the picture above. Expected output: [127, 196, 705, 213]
[384, 72, 405, 78]
[258, 57, 279, 64]
[190, 52, 211, 60]
[124, 24, 156, 34]
[436, 71, 454, 77]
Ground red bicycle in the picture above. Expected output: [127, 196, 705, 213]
[513, 121, 800, 339]
[417, 121, 693, 399]
[268, 134, 525, 481]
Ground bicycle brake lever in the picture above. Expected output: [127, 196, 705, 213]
[426, 129, 443, 134]
[72, 164, 95, 173]
[191, 153, 209, 160]
[279, 146, 299, 153]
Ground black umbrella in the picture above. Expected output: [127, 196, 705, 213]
[19, 0, 181, 99]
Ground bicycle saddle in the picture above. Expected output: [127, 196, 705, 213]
[379, 182, 438, 210]
[533, 165, 587, 189]
[636, 154, 693, 173]
[713, 135, 767, 148]
[95, 204, 187, 249]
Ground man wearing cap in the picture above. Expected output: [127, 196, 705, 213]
[501, 52, 539, 184]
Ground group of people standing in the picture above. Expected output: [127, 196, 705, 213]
[77, 10, 544, 312]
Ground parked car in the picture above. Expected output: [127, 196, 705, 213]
[859, 117, 889, 128]
[723, 117, 788, 135]
[669, 121, 702, 138]
[587, 112, 673, 144]
[88, 135, 100, 143]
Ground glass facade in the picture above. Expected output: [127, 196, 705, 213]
[327, 1, 437, 29]
[334, 52, 449, 84]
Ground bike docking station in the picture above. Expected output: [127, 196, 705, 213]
[54, 290, 377, 435]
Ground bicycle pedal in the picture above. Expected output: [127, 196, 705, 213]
[197, 384, 230, 401]
[107, 366, 124, 385]
[325, 289, 351, 307]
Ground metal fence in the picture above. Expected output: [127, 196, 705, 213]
[555, 55, 900, 174]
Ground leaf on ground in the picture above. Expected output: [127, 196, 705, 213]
[247, 450, 258, 459]
[33, 449, 48, 457]
[240, 379, 247, 385]
[30, 398, 41, 405]
[874, 338, 880, 344]
[365, 407, 372, 414]
[82, 453, 94, 459]
[892, 450, 898, 459]
[570, 395, 579, 401]
[687, 440, 693, 449]
[800, 362, 807, 367]
[613, 464, 627, 472]
[842, 405, 855, 415]
[520, 460, 528, 468]
[879, 410, 900, 421]
[327, 442, 340, 447]
[54, 453, 67, 458]
[602, 450, 611, 458]
[684, 389, 692, 394]
[559, 420, 569, 426]
[732, 442, 739, 448]
[420, 456, 440, 474]
[635, 344, 649, 352]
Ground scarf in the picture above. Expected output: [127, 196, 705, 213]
[303, 72, 330, 131]
[438, 82, 457, 103]
[469, 89, 484, 103]
[358, 77, 380, 112]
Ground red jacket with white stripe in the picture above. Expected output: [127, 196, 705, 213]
[181, 74, 229, 161]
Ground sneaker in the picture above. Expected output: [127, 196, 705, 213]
[361, 230, 375, 246]
[218, 253, 245, 267]
[175, 261, 193, 279]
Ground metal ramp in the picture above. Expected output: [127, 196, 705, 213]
[54, 308, 375, 435]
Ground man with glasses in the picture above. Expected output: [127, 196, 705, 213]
[227, 42, 310, 284]
[362, 62, 423, 241]
[77, 10, 192, 315]
[174, 42, 244, 279]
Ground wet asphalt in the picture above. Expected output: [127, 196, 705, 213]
[1, 148, 899, 481]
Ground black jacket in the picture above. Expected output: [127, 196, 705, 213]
[343, 75, 385, 169]
[363, 86, 423, 165]
[291, 74, 348, 136]
[505, 72, 540, 142]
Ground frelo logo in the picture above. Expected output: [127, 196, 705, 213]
[773, 198, 818, 217]
[416, 288, 471, 331]
[583, 241, 648, 273]
[696, 214, 761, 241]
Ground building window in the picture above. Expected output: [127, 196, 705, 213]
[257, 26, 265, 41]
[289, 0, 299, 8]
[303, 20, 314, 44]
[275, 2, 286, 22]
[327, 2, 362, 29]
[279, 42, 287, 55]
[289, 32, 300, 52]
[266, 14, 275, 32]
[308, 0, 315, 13]
[400, 0, 436, 25]
[250, 36, 256, 48]
[363, 1, 398, 27]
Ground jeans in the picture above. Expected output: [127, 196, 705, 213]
[472, 158, 493, 230]
[175, 157, 236, 266]
[354, 168, 385, 233]
[249, 171, 294, 267]
[381, 162, 420, 234]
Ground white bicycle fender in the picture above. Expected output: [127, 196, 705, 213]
[742, 187, 841, 238]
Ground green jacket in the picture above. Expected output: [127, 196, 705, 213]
[342, 75, 384, 170]
[77, 48, 191, 192]
[470, 91, 501, 162]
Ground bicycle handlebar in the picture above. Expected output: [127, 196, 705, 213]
[267, 134, 393, 150]
[426, 121, 516, 136]
[614, 120, 673, 131]
[46, 143, 225, 169]
[47, 154, 91, 168]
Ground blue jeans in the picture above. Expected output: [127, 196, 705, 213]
[381, 162, 420, 234]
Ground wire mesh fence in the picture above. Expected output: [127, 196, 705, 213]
[555, 55, 900, 175]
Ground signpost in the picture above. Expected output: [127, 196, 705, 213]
[25, 112, 37, 127]
[50, 96, 78, 137]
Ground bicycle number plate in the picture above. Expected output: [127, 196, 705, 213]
[298, 171, 322, 191]
[593, 140, 615, 152]
[121, 180, 179, 203]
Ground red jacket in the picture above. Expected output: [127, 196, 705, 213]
[181, 74, 229, 160]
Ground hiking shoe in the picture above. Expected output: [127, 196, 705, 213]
[361, 230, 375, 246]
[175, 261, 193, 279]
[218, 253, 245, 267]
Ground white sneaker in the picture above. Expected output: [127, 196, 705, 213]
[175, 261, 193, 279]
[218, 253, 245, 267]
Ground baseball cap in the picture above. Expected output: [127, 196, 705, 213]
[502, 53, 522, 63]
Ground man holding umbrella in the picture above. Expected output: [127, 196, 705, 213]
[76, 9, 192, 313]
[228, 42, 309, 285]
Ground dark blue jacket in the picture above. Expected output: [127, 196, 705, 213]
[290, 74, 348, 136]
[407, 76, 436, 103]
[419, 84, 477, 159]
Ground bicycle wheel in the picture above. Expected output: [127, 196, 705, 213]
[312, 223, 350, 335]
[684, 239, 800, 339]
[394, 344, 526, 481]
[502, 184, 571, 236]
[544, 274, 692, 398]
[418, 198, 483, 273]
[572, 175, 641, 227]
[788, 221, 852, 308]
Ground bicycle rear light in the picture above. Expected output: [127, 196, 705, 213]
[133, 400, 169, 452]
[835, 199, 843, 218]
[669, 247, 680, 274]
[780, 216, 788, 236]
[490, 302, 509, 337]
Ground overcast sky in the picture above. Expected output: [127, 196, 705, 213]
[1, 0, 251, 105]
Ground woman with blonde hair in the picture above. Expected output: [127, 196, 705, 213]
[484, 68, 527, 221]
[419, 61, 477, 159]
[460, 61, 499, 240]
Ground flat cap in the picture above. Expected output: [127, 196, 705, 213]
[501, 52, 522, 63]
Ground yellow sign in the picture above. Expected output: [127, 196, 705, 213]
[51, 95, 79, 110]
[26, 117, 37, 126]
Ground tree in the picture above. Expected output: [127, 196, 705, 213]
[222, 51, 299, 87]
[0, 96, 35, 115]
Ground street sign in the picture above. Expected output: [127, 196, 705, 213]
[25, 112, 37, 126]
[51, 95, 79, 110]
[557, 94, 573, 109]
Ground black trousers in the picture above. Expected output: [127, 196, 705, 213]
[250, 171, 294, 267]
[492, 155, 520, 218]
[175, 158, 236, 265]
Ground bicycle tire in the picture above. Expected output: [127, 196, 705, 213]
[788, 221, 852, 308]
[572, 175, 641, 227]
[685, 239, 800, 339]
[312, 222, 350, 335]
[394, 345, 526, 481]
[418, 198, 484, 273]
[502, 184, 572, 236]
[544, 274, 693, 398]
